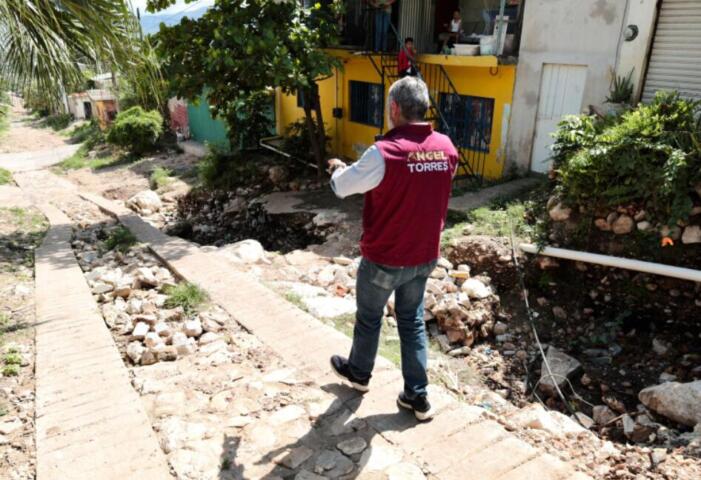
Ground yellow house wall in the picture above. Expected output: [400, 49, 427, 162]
[276, 55, 516, 180]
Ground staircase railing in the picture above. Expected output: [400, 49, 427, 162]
[368, 18, 483, 182]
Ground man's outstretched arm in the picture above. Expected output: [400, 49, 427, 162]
[328, 145, 386, 199]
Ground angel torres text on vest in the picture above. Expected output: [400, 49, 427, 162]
[406, 150, 451, 173]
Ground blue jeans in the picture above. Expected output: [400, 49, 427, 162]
[348, 258, 437, 399]
[374, 10, 390, 51]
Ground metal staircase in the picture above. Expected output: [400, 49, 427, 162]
[366, 21, 486, 182]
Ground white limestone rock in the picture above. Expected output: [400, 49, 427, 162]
[461, 278, 492, 299]
[682, 225, 701, 244]
[612, 214, 635, 235]
[126, 190, 162, 213]
[539, 347, 582, 396]
[639, 380, 701, 427]
[548, 202, 572, 222]
[220, 239, 266, 264]
[126, 341, 145, 364]
[131, 322, 150, 340]
[509, 403, 586, 436]
[302, 296, 356, 319]
[184, 319, 203, 338]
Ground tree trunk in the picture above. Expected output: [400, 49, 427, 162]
[302, 88, 322, 175]
[312, 86, 327, 175]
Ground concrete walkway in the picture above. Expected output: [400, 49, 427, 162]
[0, 144, 80, 172]
[448, 177, 542, 212]
[30, 201, 172, 480]
[80, 190, 592, 480]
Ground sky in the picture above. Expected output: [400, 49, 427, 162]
[130, 0, 215, 16]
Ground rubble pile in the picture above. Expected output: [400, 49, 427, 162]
[72, 223, 232, 366]
[442, 235, 520, 288]
[270, 252, 503, 353]
[167, 190, 331, 252]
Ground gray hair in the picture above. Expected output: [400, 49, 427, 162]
[388, 76, 430, 122]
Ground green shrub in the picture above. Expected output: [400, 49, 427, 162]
[3, 353, 21, 365]
[2, 364, 19, 377]
[0, 168, 11, 185]
[150, 166, 173, 190]
[198, 148, 258, 190]
[164, 282, 209, 314]
[282, 118, 330, 162]
[103, 226, 137, 253]
[552, 92, 701, 227]
[45, 113, 72, 131]
[606, 69, 634, 104]
[67, 121, 103, 147]
[106, 106, 163, 154]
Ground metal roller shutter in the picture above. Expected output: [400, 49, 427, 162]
[642, 0, 701, 102]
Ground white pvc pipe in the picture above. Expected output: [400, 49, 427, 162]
[519, 243, 701, 283]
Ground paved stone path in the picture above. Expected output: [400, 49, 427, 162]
[78, 189, 593, 480]
[448, 177, 541, 212]
[29, 200, 172, 479]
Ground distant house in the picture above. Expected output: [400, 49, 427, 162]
[67, 92, 92, 120]
[66, 73, 119, 128]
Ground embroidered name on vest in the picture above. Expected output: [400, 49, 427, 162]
[406, 150, 450, 173]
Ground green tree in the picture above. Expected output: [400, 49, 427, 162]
[0, 1, 159, 113]
[148, 0, 342, 173]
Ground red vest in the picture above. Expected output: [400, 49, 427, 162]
[361, 123, 458, 267]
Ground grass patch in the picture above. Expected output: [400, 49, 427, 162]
[442, 182, 548, 245]
[150, 166, 174, 190]
[3, 352, 21, 365]
[2, 364, 19, 377]
[54, 121, 138, 172]
[0, 167, 11, 185]
[103, 226, 138, 253]
[164, 282, 209, 314]
[54, 145, 124, 171]
[284, 292, 307, 311]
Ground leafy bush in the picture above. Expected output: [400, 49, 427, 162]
[606, 69, 634, 104]
[103, 226, 137, 253]
[198, 148, 259, 190]
[552, 92, 701, 227]
[0, 168, 11, 185]
[230, 89, 275, 149]
[45, 113, 72, 131]
[3, 353, 21, 365]
[283, 118, 330, 162]
[2, 364, 19, 377]
[106, 106, 163, 154]
[164, 282, 209, 314]
[66, 121, 103, 147]
[150, 166, 174, 190]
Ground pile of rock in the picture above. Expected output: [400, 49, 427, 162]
[295, 254, 501, 351]
[73, 224, 229, 366]
[547, 196, 701, 245]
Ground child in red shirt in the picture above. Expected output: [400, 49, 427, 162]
[398, 37, 417, 77]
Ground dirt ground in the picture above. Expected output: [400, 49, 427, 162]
[62, 151, 199, 202]
[0, 101, 69, 154]
[0, 206, 48, 480]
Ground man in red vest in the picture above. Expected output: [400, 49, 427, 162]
[327, 77, 458, 421]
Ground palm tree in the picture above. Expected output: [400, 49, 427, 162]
[0, 1, 149, 111]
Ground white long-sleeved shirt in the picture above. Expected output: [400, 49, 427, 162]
[330, 145, 386, 198]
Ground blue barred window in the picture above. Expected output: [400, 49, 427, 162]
[349, 81, 384, 128]
[439, 94, 494, 152]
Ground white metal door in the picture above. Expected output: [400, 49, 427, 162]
[642, 0, 701, 102]
[530, 64, 588, 174]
